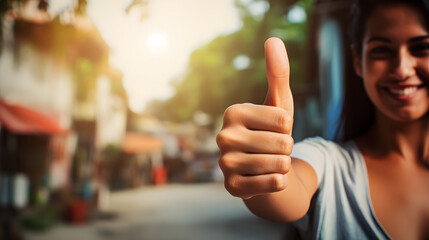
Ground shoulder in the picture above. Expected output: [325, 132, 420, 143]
[293, 136, 354, 155]
[295, 137, 358, 154]
[292, 137, 362, 183]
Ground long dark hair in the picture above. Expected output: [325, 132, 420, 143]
[336, 0, 429, 142]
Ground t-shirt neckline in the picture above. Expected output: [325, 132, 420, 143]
[348, 140, 392, 240]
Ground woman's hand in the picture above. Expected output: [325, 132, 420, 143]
[216, 37, 295, 199]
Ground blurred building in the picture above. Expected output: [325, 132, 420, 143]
[0, 101, 72, 207]
[0, 0, 128, 229]
[0, 2, 75, 212]
[127, 112, 220, 184]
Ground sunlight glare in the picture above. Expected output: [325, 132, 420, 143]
[87, 0, 241, 113]
[146, 33, 169, 53]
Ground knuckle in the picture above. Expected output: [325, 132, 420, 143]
[216, 130, 237, 150]
[285, 114, 293, 131]
[274, 109, 292, 132]
[225, 175, 241, 194]
[272, 72, 290, 81]
[216, 131, 227, 148]
[275, 155, 291, 174]
[218, 155, 227, 171]
[276, 136, 289, 153]
[224, 104, 243, 122]
[276, 135, 294, 155]
[284, 136, 294, 155]
[218, 153, 235, 172]
[271, 174, 287, 191]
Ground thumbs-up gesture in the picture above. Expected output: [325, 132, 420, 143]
[216, 37, 294, 199]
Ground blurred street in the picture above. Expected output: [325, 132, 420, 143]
[23, 183, 286, 240]
[1, 2, 323, 240]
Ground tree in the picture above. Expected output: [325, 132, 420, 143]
[149, 0, 313, 123]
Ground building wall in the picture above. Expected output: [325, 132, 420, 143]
[96, 76, 127, 148]
[0, 19, 73, 129]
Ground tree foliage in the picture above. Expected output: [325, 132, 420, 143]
[1, 0, 127, 104]
[149, 0, 313, 123]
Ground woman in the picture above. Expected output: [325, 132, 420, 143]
[216, 0, 429, 239]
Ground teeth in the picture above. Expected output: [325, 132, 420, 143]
[388, 86, 418, 96]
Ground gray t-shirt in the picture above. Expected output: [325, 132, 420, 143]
[287, 137, 391, 239]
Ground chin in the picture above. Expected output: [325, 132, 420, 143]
[381, 109, 429, 123]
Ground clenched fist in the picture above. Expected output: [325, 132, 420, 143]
[216, 37, 295, 199]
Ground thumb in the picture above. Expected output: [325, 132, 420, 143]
[263, 37, 294, 118]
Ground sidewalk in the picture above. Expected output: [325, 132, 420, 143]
[23, 183, 286, 240]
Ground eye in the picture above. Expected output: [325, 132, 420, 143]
[409, 43, 429, 57]
[368, 46, 394, 58]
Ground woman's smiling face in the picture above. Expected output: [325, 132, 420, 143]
[353, 3, 429, 122]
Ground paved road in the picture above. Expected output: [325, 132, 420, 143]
[24, 183, 286, 240]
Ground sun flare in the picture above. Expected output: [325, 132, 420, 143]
[146, 33, 168, 53]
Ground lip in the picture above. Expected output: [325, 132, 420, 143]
[381, 84, 426, 101]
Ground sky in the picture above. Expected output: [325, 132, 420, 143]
[85, 0, 242, 113]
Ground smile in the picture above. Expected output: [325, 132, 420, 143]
[387, 86, 418, 96]
[382, 84, 425, 100]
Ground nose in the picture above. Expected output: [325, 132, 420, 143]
[391, 47, 416, 80]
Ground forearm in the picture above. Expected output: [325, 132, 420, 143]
[244, 159, 317, 222]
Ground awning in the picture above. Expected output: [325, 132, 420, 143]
[0, 101, 65, 135]
[122, 132, 163, 154]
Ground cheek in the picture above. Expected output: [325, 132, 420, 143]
[364, 60, 389, 78]
[361, 60, 389, 105]
[417, 62, 429, 84]
[362, 78, 377, 102]
[362, 61, 387, 90]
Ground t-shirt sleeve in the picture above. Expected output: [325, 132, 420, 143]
[290, 137, 328, 185]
